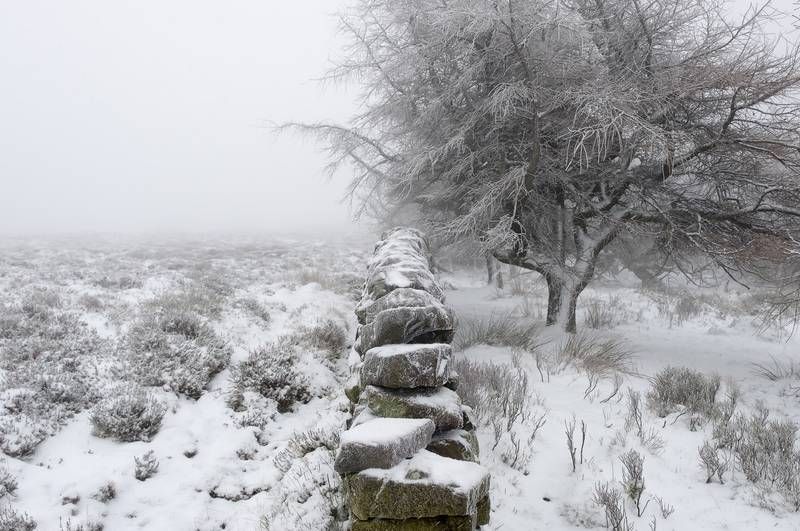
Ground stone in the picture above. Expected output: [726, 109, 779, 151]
[477, 496, 490, 526]
[344, 372, 362, 404]
[359, 305, 455, 353]
[356, 273, 445, 325]
[347, 450, 490, 521]
[335, 418, 435, 475]
[426, 429, 480, 463]
[361, 343, 451, 389]
[461, 406, 476, 432]
[444, 371, 459, 391]
[351, 515, 477, 530]
[363, 385, 463, 432]
[364, 288, 443, 324]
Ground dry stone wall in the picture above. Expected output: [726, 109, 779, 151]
[336, 228, 491, 530]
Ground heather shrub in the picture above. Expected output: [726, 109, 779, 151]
[125, 311, 230, 399]
[647, 366, 720, 418]
[711, 402, 800, 509]
[230, 339, 311, 413]
[0, 508, 36, 531]
[0, 460, 17, 499]
[134, 450, 159, 481]
[91, 385, 166, 442]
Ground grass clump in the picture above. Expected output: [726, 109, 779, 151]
[453, 314, 542, 352]
[555, 333, 636, 377]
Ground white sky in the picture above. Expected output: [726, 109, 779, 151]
[0, 0, 796, 236]
[0, 0, 355, 235]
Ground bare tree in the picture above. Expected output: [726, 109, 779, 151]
[288, 0, 800, 332]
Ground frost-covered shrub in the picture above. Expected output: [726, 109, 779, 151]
[91, 385, 166, 442]
[134, 450, 159, 481]
[699, 441, 727, 483]
[125, 312, 230, 399]
[453, 356, 545, 471]
[0, 508, 36, 531]
[0, 461, 17, 499]
[647, 366, 720, 418]
[619, 450, 646, 516]
[92, 482, 116, 503]
[59, 518, 103, 531]
[78, 294, 104, 312]
[711, 403, 800, 509]
[233, 297, 271, 324]
[593, 482, 633, 531]
[584, 300, 617, 329]
[230, 340, 311, 413]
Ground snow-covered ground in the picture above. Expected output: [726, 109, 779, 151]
[1, 236, 800, 530]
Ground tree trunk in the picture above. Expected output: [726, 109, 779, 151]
[544, 274, 563, 326]
[485, 253, 495, 285]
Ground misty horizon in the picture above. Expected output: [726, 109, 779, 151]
[0, 0, 358, 236]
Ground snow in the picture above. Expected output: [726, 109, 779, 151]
[360, 449, 488, 494]
[5, 236, 800, 530]
[340, 418, 434, 447]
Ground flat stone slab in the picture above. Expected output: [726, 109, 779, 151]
[361, 344, 451, 389]
[352, 515, 477, 530]
[364, 288, 443, 325]
[427, 429, 480, 463]
[335, 418, 435, 475]
[359, 305, 454, 353]
[363, 385, 463, 432]
[356, 271, 444, 325]
[347, 450, 491, 521]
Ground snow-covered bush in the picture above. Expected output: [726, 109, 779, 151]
[0, 507, 35, 531]
[229, 340, 311, 413]
[593, 482, 633, 531]
[711, 402, 800, 509]
[59, 518, 103, 531]
[619, 450, 646, 516]
[134, 450, 159, 481]
[90, 385, 166, 442]
[453, 356, 545, 471]
[647, 366, 720, 418]
[92, 482, 116, 503]
[699, 441, 727, 484]
[125, 312, 230, 399]
[0, 462, 16, 500]
[233, 297, 271, 324]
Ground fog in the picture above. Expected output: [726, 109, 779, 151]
[0, 0, 355, 236]
[0, 1, 795, 236]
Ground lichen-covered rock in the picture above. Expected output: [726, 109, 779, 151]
[363, 385, 463, 432]
[426, 429, 479, 463]
[347, 450, 490, 521]
[356, 272, 445, 325]
[335, 418, 435, 475]
[344, 372, 363, 405]
[359, 305, 454, 354]
[361, 344, 451, 389]
[351, 515, 477, 530]
[364, 288, 443, 324]
[477, 496, 490, 526]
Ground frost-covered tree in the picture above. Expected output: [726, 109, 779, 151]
[291, 0, 800, 331]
